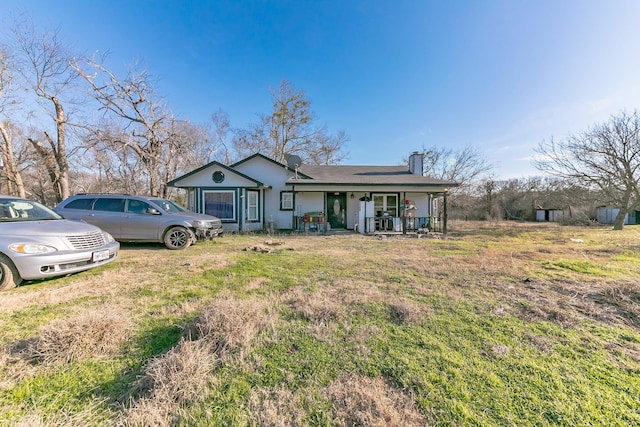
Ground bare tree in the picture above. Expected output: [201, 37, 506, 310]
[72, 57, 180, 196]
[0, 48, 26, 197]
[211, 108, 233, 165]
[72, 120, 147, 194]
[419, 145, 493, 188]
[162, 118, 218, 197]
[233, 80, 348, 164]
[12, 19, 76, 202]
[536, 110, 640, 230]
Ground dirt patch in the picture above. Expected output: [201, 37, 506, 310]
[544, 280, 640, 328]
[389, 299, 431, 325]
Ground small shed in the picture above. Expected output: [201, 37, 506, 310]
[535, 209, 570, 222]
[595, 206, 639, 225]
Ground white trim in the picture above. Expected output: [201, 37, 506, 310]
[247, 190, 259, 221]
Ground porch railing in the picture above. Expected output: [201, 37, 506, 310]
[365, 215, 443, 233]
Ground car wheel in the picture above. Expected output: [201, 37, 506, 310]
[163, 226, 193, 250]
[0, 254, 22, 290]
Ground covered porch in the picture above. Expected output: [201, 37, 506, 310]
[288, 188, 450, 235]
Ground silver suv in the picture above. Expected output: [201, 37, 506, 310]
[55, 194, 222, 250]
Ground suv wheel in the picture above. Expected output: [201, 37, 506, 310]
[0, 254, 22, 290]
[163, 226, 193, 250]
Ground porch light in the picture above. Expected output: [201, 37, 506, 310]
[350, 193, 354, 199]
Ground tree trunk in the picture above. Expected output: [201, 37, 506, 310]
[52, 97, 70, 201]
[613, 209, 627, 230]
[0, 123, 26, 198]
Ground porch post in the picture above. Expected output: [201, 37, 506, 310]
[443, 190, 448, 234]
[291, 186, 296, 232]
[292, 193, 296, 231]
[402, 192, 407, 235]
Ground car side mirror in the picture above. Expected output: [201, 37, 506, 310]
[146, 208, 161, 215]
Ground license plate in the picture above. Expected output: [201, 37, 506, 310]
[92, 250, 110, 262]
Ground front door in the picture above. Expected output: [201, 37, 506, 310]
[327, 193, 347, 229]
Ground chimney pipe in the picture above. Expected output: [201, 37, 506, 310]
[409, 151, 424, 175]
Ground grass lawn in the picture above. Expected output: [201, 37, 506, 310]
[1, 221, 639, 426]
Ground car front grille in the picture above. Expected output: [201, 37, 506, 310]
[66, 231, 106, 250]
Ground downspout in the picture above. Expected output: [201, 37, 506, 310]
[240, 188, 244, 232]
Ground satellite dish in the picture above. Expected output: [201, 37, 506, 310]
[285, 154, 302, 169]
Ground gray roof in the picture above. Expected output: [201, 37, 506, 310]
[288, 164, 458, 187]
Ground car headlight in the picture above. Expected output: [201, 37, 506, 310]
[192, 220, 208, 228]
[103, 231, 115, 243]
[9, 243, 58, 254]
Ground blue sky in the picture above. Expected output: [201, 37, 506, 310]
[2, 0, 640, 179]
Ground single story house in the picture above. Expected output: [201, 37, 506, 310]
[167, 152, 459, 234]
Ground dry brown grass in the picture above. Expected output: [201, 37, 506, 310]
[0, 247, 232, 315]
[285, 286, 345, 324]
[121, 339, 214, 427]
[121, 297, 275, 426]
[11, 397, 109, 427]
[182, 297, 275, 361]
[2, 223, 640, 425]
[389, 298, 430, 325]
[18, 307, 133, 365]
[0, 346, 35, 391]
[247, 386, 306, 427]
[324, 373, 427, 427]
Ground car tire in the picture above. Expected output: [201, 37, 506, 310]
[163, 226, 193, 250]
[0, 254, 22, 290]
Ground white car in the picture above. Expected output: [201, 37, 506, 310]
[0, 195, 119, 290]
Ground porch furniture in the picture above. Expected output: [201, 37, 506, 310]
[300, 211, 326, 234]
[377, 215, 393, 231]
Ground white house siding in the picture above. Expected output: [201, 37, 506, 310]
[293, 192, 324, 229]
[233, 157, 296, 230]
[174, 166, 255, 188]
[404, 192, 432, 218]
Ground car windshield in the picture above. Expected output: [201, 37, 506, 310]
[149, 199, 188, 214]
[0, 198, 61, 222]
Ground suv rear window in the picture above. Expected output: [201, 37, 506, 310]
[64, 198, 96, 210]
[93, 198, 125, 212]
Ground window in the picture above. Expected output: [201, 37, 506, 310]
[247, 191, 259, 221]
[212, 171, 225, 183]
[93, 198, 125, 212]
[203, 191, 235, 221]
[280, 192, 293, 210]
[126, 199, 152, 214]
[373, 194, 398, 217]
[64, 198, 96, 210]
